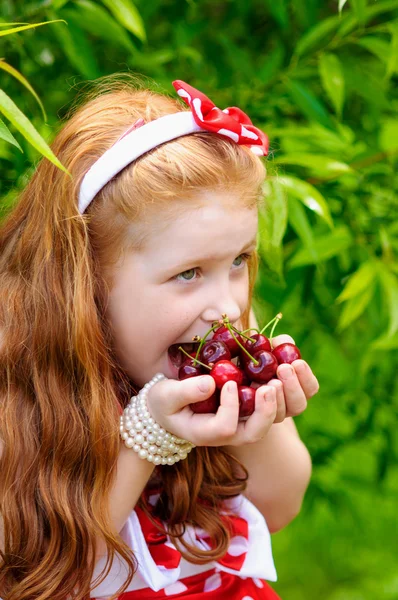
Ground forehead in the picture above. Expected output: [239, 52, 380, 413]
[135, 191, 258, 259]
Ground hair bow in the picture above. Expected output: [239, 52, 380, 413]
[172, 80, 269, 156]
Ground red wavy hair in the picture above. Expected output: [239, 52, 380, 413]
[0, 73, 266, 599]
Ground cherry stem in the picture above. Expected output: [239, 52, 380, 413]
[192, 323, 221, 363]
[222, 316, 259, 366]
[178, 346, 211, 370]
[269, 314, 283, 349]
[240, 327, 260, 335]
[231, 326, 255, 343]
[259, 312, 283, 336]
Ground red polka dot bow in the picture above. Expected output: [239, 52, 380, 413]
[172, 80, 269, 156]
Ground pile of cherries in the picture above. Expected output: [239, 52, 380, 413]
[178, 313, 301, 419]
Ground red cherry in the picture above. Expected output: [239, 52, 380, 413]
[210, 360, 244, 389]
[178, 359, 203, 380]
[238, 385, 256, 419]
[200, 340, 231, 366]
[190, 390, 220, 414]
[245, 333, 271, 354]
[212, 326, 243, 358]
[272, 343, 301, 364]
[244, 350, 278, 384]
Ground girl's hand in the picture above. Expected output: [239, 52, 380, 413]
[266, 334, 320, 423]
[147, 375, 278, 448]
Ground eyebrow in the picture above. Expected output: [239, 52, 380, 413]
[170, 236, 257, 272]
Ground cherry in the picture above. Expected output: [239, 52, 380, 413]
[210, 360, 244, 389]
[200, 339, 231, 366]
[244, 350, 278, 384]
[190, 391, 220, 414]
[272, 343, 301, 364]
[212, 325, 243, 358]
[238, 386, 256, 419]
[244, 333, 272, 355]
[178, 358, 203, 380]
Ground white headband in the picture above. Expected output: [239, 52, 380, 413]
[78, 80, 269, 214]
[78, 111, 204, 214]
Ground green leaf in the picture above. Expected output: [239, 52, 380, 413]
[351, 0, 367, 24]
[371, 331, 398, 350]
[0, 19, 66, 37]
[336, 260, 379, 303]
[338, 0, 349, 13]
[356, 37, 391, 64]
[0, 22, 28, 27]
[285, 80, 335, 130]
[318, 53, 345, 119]
[288, 225, 353, 268]
[294, 14, 342, 57]
[0, 90, 68, 173]
[386, 22, 398, 79]
[379, 119, 398, 153]
[0, 59, 46, 121]
[71, 0, 136, 53]
[0, 117, 22, 150]
[279, 175, 334, 229]
[100, 0, 146, 42]
[51, 16, 100, 79]
[379, 267, 398, 336]
[287, 197, 318, 264]
[338, 0, 398, 36]
[337, 279, 375, 331]
[257, 180, 288, 281]
[274, 153, 352, 175]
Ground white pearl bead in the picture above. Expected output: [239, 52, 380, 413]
[141, 428, 148, 437]
[139, 449, 148, 459]
[159, 428, 165, 436]
[133, 444, 140, 453]
[135, 422, 143, 431]
[134, 434, 144, 444]
[153, 455, 161, 465]
[153, 423, 160, 432]
[164, 433, 171, 441]
[161, 457, 167, 465]
[125, 420, 132, 429]
[170, 436, 176, 443]
[125, 437, 134, 448]
[119, 426, 124, 433]
[147, 454, 154, 462]
[142, 441, 149, 449]
[121, 432, 128, 440]
[148, 417, 154, 425]
[149, 445, 157, 454]
[148, 434, 156, 443]
[167, 456, 175, 465]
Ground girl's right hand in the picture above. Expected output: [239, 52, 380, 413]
[146, 374, 277, 447]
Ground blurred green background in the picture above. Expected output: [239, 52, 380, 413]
[1, 0, 397, 598]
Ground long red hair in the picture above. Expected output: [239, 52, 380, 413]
[0, 73, 266, 599]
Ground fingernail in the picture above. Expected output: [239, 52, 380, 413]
[279, 365, 294, 379]
[227, 381, 236, 393]
[198, 377, 211, 393]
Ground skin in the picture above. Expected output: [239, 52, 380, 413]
[104, 189, 319, 532]
[105, 190, 258, 387]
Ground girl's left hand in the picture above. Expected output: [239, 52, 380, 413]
[265, 334, 320, 423]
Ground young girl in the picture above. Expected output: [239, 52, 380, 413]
[0, 74, 319, 600]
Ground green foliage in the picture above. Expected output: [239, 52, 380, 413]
[0, 0, 397, 597]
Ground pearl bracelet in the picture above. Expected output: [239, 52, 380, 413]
[119, 372, 196, 465]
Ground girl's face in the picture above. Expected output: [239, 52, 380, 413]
[105, 191, 258, 388]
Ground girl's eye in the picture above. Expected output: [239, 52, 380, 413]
[174, 253, 252, 283]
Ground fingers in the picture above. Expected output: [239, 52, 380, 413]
[153, 375, 216, 415]
[292, 359, 320, 398]
[229, 385, 278, 446]
[276, 363, 307, 416]
[266, 378, 285, 423]
[271, 334, 295, 347]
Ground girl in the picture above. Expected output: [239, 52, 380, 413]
[0, 74, 318, 600]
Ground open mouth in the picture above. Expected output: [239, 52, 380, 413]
[167, 342, 201, 369]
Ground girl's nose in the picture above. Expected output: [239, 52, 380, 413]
[200, 292, 242, 325]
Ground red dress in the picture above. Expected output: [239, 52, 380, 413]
[91, 487, 281, 599]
